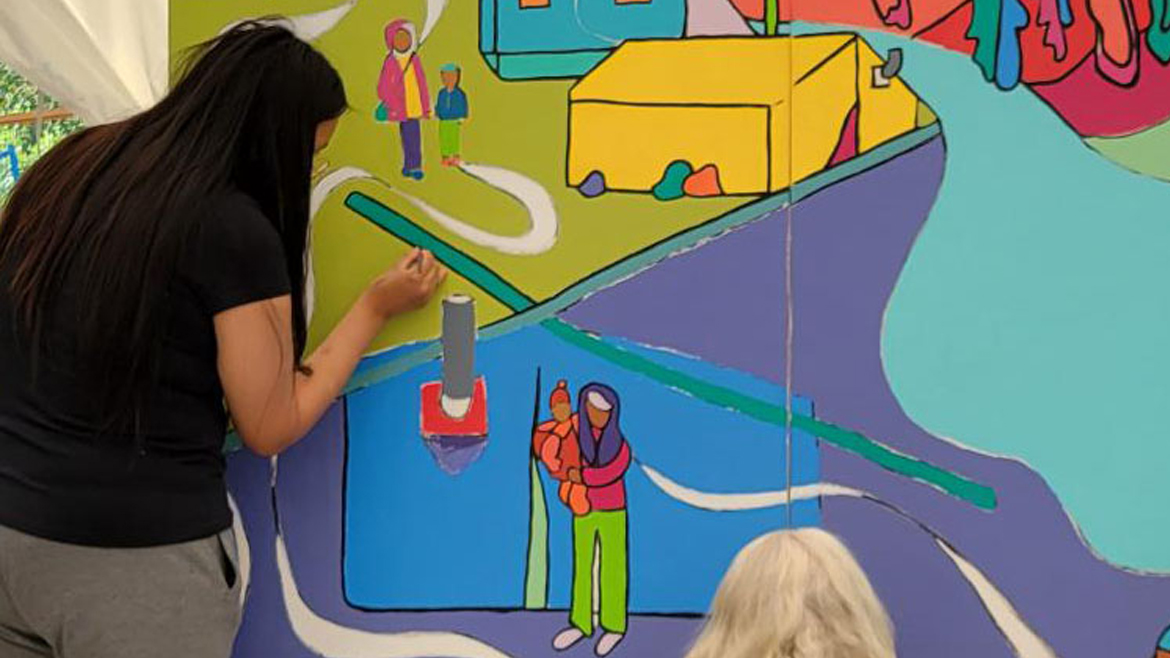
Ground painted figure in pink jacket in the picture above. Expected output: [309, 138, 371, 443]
[377, 19, 431, 180]
[553, 383, 630, 657]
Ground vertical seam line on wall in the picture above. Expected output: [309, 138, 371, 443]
[784, 12, 796, 528]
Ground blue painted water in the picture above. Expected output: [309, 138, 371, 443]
[344, 325, 819, 612]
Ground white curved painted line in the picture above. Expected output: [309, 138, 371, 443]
[306, 166, 377, 322]
[219, 0, 358, 41]
[312, 167, 369, 218]
[226, 493, 252, 610]
[419, 0, 450, 44]
[639, 462, 864, 510]
[306, 167, 367, 324]
[274, 535, 514, 658]
[935, 539, 1059, 658]
[638, 461, 1059, 657]
[454, 162, 558, 254]
[571, 0, 622, 45]
[307, 164, 559, 256]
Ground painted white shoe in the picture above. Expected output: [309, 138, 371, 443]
[595, 633, 624, 657]
[553, 627, 586, 651]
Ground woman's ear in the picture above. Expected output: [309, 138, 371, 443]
[314, 118, 339, 153]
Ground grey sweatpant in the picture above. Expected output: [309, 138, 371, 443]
[0, 524, 241, 658]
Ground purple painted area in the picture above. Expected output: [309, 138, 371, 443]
[226, 402, 699, 658]
[560, 137, 1170, 656]
[423, 435, 489, 475]
[561, 209, 787, 383]
[579, 171, 606, 198]
[824, 497, 1010, 658]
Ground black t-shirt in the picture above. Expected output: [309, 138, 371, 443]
[0, 191, 290, 547]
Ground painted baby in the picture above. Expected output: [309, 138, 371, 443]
[532, 380, 590, 516]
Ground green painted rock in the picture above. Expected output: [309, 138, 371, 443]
[652, 160, 692, 201]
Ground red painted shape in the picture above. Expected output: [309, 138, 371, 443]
[729, 0, 764, 20]
[916, 2, 978, 54]
[828, 105, 860, 167]
[420, 377, 488, 437]
[1017, 0, 1097, 82]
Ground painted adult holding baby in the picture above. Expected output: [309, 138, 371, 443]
[0, 22, 445, 658]
[553, 383, 632, 658]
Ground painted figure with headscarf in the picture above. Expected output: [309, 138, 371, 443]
[552, 383, 630, 657]
[376, 19, 431, 180]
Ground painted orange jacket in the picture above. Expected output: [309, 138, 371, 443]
[532, 416, 589, 515]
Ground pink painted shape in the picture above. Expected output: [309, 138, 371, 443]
[882, 0, 914, 29]
[686, 0, 754, 36]
[1037, 0, 1070, 61]
[1091, 0, 1141, 85]
[828, 105, 860, 167]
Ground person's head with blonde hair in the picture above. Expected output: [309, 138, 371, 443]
[686, 528, 895, 658]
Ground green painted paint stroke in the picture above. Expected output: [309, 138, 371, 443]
[765, 0, 780, 35]
[1148, 0, 1170, 63]
[1087, 118, 1170, 182]
[524, 456, 549, 609]
[968, 0, 1002, 82]
[541, 318, 997, 510]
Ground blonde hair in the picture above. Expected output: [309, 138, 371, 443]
[686, 528, 896, 658]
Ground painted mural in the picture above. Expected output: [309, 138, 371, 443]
[171, 0, 1170, 656]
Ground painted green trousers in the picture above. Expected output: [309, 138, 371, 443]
[439, 120, 462, 158]
[570, 510, 628, 635]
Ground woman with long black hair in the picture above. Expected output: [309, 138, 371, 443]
[0, 22, 444, 658]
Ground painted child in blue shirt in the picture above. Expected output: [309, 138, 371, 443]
[435, 63, 469, 166]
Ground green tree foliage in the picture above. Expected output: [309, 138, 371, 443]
[1, 61, 84, 203]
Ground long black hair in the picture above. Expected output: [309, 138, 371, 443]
[0, 21, 347, 428]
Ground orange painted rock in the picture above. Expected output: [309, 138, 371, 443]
[683, 165, 724, 197]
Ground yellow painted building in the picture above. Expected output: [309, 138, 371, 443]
[567, 34, 931, 195]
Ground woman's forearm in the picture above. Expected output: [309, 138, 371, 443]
[224, 249, 445, 457]
[288, 292, 384, 440]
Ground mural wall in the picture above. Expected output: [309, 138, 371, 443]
[171, 1, 1170, 656]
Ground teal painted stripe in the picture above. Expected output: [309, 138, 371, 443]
[344, 193, 535, 312]
[497, 51, 610, 80]
[541, 318, 997, 510]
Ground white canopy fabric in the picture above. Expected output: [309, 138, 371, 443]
[0, 0, 362, 125]
[0, 0, 168, 124]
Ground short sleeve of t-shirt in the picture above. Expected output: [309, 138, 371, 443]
[186, 192, 292, 315]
